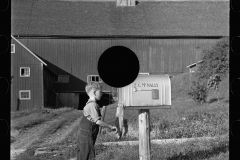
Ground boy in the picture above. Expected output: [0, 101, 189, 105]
[77, 82, 117, 160]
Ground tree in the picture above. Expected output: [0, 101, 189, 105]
[197, 37, 229, 81]
[188, 37, 229, 103]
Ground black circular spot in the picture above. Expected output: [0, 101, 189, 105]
[98, 46, 139, 88]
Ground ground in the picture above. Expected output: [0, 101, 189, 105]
[11, 108, 81, 159]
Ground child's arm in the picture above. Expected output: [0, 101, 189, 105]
[96, 120, 117, 131]
[84, 103, 118, 132]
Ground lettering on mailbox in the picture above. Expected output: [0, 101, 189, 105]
[134, 83, 158, 88]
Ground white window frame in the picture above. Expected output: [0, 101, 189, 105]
[19, 90, 31, 100]
[139, 72, 150, 75]
[87, 75, 103, 83]
[11, 44, 15, 53]
[20, 67, 30, 77]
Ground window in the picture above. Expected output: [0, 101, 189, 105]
[87, 75, 103, 83]
[20, 67, 30, 77]
[117, 0, 136, 6]
[11, 44, 15, 53]
[57, 75, 69, 83]
[139, 73, 149, 75]
[19, 90, 31, 100]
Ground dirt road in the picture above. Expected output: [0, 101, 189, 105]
[11, 108, 82, 160]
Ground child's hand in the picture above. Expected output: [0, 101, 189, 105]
[110, 126, 118, 134]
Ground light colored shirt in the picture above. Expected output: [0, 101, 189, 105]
[83, 100, 101, 123]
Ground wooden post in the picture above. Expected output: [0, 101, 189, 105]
[139, 109, 151, 160]
[99, 105, 106, 135]
[116, 104, 124, 139]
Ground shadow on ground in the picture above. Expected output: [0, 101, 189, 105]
[167, 142, 228, 160]
[224, 99, 229, 103]
[207, 97, 224, 104]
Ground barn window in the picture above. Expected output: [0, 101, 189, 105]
[20, 67, 30, 77]
[139, 73, 149, 75]
[87, 75, 103, 83]
[19, 90, 31, 100]
[11, 44, 15, 53]
[116, 0, 136, 6]
[57, 75, 69, 83]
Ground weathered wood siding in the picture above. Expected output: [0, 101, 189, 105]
[11, 39, 44, 111]
[18, 38, 218, 92]
[43, 66, 58, 108]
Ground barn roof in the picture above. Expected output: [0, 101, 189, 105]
[11, 0, 229, 37]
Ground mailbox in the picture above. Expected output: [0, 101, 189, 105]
[118, 74, 171, 107]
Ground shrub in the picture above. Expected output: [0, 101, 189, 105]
[188, 80, 208, 104]
[188, 37, 229, 103]
[207, 74, 221, 90]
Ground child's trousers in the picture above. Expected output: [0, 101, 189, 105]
[77, 115, 99, 160]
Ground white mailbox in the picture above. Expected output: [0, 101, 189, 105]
[118, 74, 171, 108]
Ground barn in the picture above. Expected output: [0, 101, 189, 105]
[11, 0, 229, 111]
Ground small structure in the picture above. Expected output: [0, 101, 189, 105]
[186, 60, 204, 73]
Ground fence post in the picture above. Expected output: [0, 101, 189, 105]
[139, 109, 151, 160]
[99, 105, 106, 135]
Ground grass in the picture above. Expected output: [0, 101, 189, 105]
[11, 108, 41, 119]
[94, 135, 229, 160]
[97, 98, 228, 143]
[12, 107, 74, 132]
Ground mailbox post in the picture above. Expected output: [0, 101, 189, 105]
[139, 109, 150, 160]
[117, 74, 171, 160]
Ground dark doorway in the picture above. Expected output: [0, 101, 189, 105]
[78, 93, 89, 110]
[97, 92, 113, 108]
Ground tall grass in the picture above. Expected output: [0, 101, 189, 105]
[95, 135, 229, 160]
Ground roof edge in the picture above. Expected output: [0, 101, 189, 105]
[13, 35, 226, 39]
[11, 35, 47, 66]
[186, 60, 203, 68]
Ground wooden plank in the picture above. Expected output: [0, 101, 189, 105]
[139, 109, 150, 160]
[115, 104, 124, 139]
[99, 105, 107, 135]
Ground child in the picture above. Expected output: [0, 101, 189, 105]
[77, 82, 117, 160]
